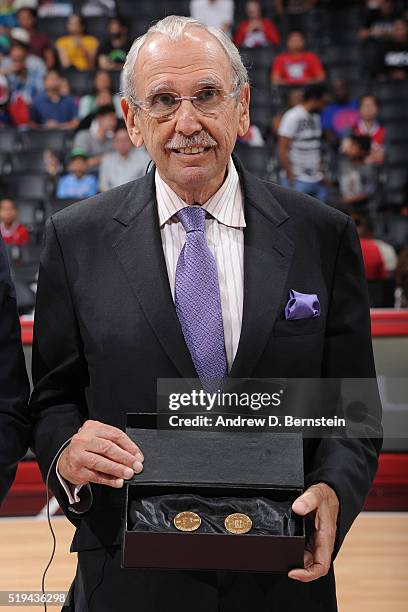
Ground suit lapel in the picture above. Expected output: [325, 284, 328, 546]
[112, 172, 197, 378]
[229, 163, 294, 378]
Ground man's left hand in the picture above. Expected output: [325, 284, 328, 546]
[288, 482, 339, 582]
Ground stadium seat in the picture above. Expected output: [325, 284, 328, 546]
[248, 66, 271, 91]
[386, 145, 408, 167]
[61, 68, 96, 97]
[321, 45, 361, 66]
[385, 123, 408, 145]
[380, 103, 408, 123]
[108, 70, 122, 94]
[0, 128, 19, 153]
[20, 129, 69, 152]
[84, 16, 110, 39]
[37, 16, 69, 41]
[5, 174, 53, 201]
[284, 11, 322, 37]
[11, 150, 51, 174]
[0, 152, 10, 175]
[383, 167, 408, 207]
[373, 81, 408, 104]
[16, 199, 46, 228]
[380, 215, 408, 251]
[328, 66, 362, 83]
[240, 48, 277, 71]
[250, 88, 272, 107]
[121, 0, 190, 20]
[249, 105, 272, 135]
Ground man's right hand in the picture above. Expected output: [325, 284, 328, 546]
[58, 420, 144, 488]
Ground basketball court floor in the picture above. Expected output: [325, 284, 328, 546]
[0, 512, 407, 612]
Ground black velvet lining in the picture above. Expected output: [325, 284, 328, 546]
[129, 494, 297, 535]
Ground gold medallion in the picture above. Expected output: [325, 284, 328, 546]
[224, 513, 252, 534]
[173, 511, 201, 532]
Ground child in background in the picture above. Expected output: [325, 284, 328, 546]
[0, 198, 30, 245]
[339, 135, 378, 210]
[57, 148, 98, 199]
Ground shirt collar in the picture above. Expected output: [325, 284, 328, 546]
[155, 157, 246, 229]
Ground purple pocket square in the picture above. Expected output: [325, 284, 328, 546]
[284, 290, 321, 321]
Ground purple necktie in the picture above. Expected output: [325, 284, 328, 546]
[175, 206, 228, 384]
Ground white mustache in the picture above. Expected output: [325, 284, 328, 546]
[165, 132, 218, 150]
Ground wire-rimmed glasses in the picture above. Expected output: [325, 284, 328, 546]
[129, 83, 240, 119]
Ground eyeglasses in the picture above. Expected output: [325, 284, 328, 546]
[130, 84, 240, 119]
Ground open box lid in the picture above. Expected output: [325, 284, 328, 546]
[126, 413, 304, 489]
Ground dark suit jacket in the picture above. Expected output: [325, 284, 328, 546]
[29, 160, 382, 611]
[0, 236, 30, 506]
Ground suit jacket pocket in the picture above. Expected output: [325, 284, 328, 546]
[273, 316, 325, 337]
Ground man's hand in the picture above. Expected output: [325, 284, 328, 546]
[288, 482, 339, 582]
[58, 420, 144, 488]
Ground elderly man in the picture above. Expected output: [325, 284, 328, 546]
[29, 15, 381, 612]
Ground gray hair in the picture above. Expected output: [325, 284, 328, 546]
[121, 15, 248, 104]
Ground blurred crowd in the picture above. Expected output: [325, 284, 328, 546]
[0, 0, 407, 311]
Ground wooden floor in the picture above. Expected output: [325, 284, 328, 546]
[0, 513, 406, 611]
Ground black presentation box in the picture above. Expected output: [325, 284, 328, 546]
[122, 414, 305, 573]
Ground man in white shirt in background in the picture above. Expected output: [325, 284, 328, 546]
[99, 121, 150, 191]
[278, 83, 328, 201]
[190, 0, 234, 33]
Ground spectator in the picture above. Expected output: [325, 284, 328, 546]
[78, 70, 121, 118]
[374, 18, 408, 79]
[353, 210, 397, 275]
[338, 135, 378, 210]
[234, 1, 280, 48]
[0, 0, 18, 29]
[355, 215, 387, 280]
[37, 40, 62, 70]
[30, 69, 79, 129]
[4, 44, 44, 124]
[81, 0, 115, 17]
[38, 0, 73, 18]
[395, 247, 408, 307]
[55, 14, 99, 71]
[73, 103, 116, 168]
[98, 16, 129, 71]
[0, 198, 29, 246]
[375, 236, 398, 275]
[278, 83, 328, 200]
[190, 0, 234, 34]
[16, 6, 51, 61]
[351, 94, 385, 164]
[359, 0, 402, 41]
[1, 33, 46, 78]
[321, 80, 359, 140]
[56, 148, 98, 198]
[0, 74, 11, 125]
[271, 31, 325, 85]
[99, 122, 150, 191]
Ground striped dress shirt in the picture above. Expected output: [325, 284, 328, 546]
[155, 157, 245, 370]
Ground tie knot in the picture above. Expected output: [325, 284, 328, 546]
[176, 206, 206, 233]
